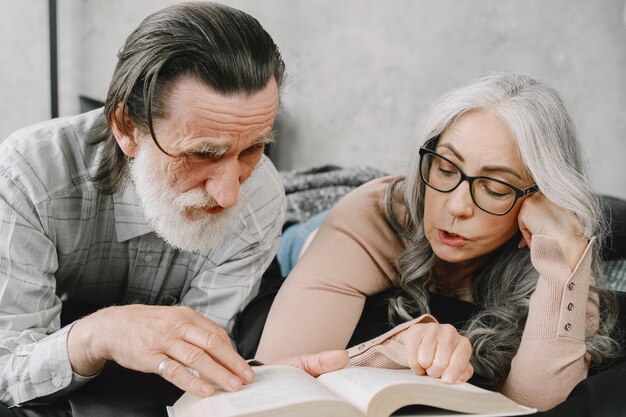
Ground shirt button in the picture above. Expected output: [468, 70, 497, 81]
[568, 282, 575, 290]
[564, 323, 572, 331]
[51, 373, 62, 387]
[144, 255, 154, 263]
[567, 303, 574, 311]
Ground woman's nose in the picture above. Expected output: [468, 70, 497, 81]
[445, 180, 474, 218]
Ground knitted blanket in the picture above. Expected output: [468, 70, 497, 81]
[279, 164, 388, 224]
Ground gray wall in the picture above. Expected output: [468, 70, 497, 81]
[2, 0, 625, 198]
[0, 1, 50, 137]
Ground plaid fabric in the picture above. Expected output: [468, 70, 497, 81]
[0, 110, 285, 406]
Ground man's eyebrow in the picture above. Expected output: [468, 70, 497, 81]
[253, 131, 277, 146]
[437, 143, 523, 180]
[188, 142, 229, 157]
[187, 131, 276, 155]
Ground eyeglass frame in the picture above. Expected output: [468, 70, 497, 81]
[418, 138, 539, 216]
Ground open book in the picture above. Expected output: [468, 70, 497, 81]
[167, 365, 536, 417]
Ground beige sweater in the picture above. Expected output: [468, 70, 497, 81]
[257, 177, 597, 411]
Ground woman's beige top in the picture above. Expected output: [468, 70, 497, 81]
[257, 177, 597, 411]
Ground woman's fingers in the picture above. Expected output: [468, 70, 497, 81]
[422, 324, 458, 379]
[461, 363, 475, 381]
[273, 350, 349, 377]
[401, 323, 472, 383]
[441, 338, 473, 383]
[416, 324, 439, 371]
[400, 326, 426, 375]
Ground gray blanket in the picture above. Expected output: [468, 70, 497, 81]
[279, 164, 388, 224]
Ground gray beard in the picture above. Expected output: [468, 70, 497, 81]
[128, 146, 245, 253]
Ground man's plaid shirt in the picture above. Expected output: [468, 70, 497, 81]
[0, 110, 285, 406]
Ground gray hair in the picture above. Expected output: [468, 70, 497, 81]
[89, 2, 285, 194]
[386, 72, 621, 386]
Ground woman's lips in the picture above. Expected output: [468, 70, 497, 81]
[438, 229, 469, 247]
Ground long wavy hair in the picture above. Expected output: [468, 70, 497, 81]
[385, 72, 621, 387]
[89, 2, 285, 194]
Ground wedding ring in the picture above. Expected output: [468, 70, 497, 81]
[157, 358, 171, 377]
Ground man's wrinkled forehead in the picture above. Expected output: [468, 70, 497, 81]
[161, 75, 280, 117]
[146, 76, 279, 156]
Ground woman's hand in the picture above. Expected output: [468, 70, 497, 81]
[517, 193, 588, 271]
[391, 322, 473, 384]
[270, 350, 349, 377]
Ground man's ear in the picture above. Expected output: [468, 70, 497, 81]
[111, 103, 140, 157]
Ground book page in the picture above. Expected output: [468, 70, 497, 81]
[318, 367, 484, 412]
[170, 365, 350, 417]
[317, 367, 535, 416]
[318, 367, 408, 413]
[321, 367, 487, 394]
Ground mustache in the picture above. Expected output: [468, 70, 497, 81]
[174, 188, 219, 210]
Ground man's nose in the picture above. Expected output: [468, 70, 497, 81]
[205, 164, 242, 209]
[445, 180, 474, 218]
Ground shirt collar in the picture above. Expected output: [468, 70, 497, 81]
[112, 183, 154, 242]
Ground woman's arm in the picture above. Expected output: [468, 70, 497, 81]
[256, 179, 401, 362]
[501, 236, 597, 410]
[502, 193, 597, 411]
[256, 178, 471, 384]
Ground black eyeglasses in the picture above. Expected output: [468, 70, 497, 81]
[418, 138, 539, 216]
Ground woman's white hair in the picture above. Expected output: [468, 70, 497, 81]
[386, 72, 620, 386]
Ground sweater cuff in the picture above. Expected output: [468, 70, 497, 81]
[525, 236, 595, 340]
[347, 314, 437, 368]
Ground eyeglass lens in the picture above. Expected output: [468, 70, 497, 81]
[420, 153, 517, 215]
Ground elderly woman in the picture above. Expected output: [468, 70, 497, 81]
[256, 73, 621, 411]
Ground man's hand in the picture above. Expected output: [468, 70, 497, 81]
[68, 305, 254, 398]
[391, 322, 473, 384]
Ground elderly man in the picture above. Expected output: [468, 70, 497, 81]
[0, 2, 345, 408]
